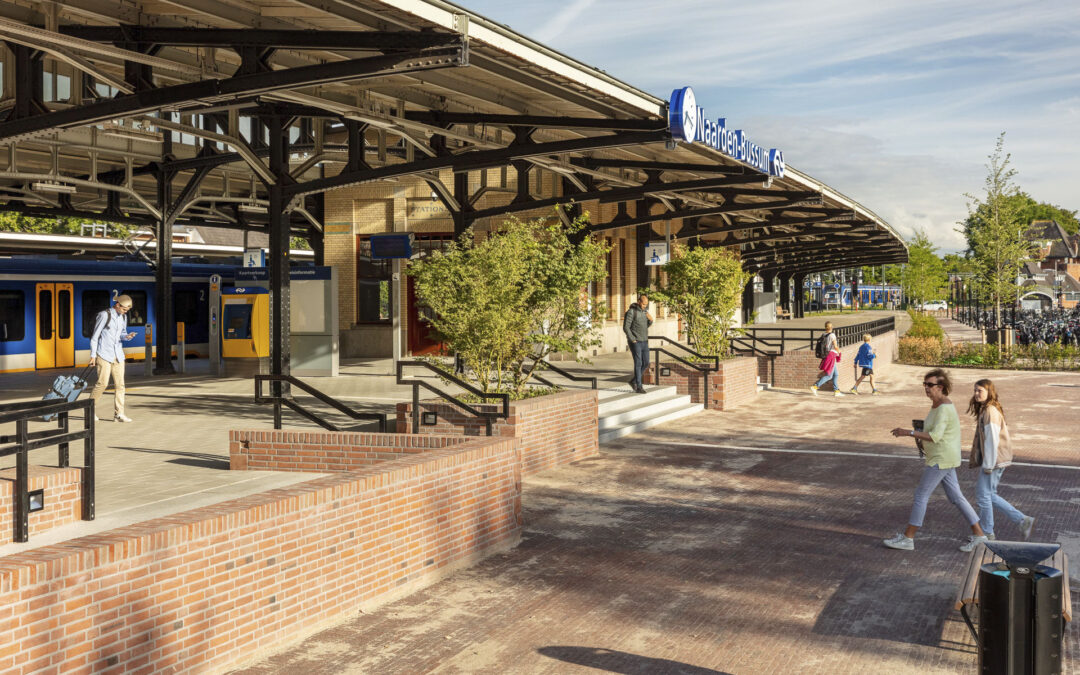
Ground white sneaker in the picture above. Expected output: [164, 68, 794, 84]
[114, 414, 133, 423]
[833, 390, 844, 397]
[809, 385, 818, 395]
[959, 535, 988, 552]
[883, 533, 914, 550]
[1019, 516, 1035, 540]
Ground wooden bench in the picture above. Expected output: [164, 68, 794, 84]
[776, 308, 792, 320]
[954, 542, 1071, 644]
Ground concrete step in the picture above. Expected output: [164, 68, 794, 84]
[597, 384, 679, 416]
[598, 391, 696, 432]
[598, 401, 705, 443]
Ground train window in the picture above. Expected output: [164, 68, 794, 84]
[57, 289, 71, 340]
[0, 291, 25, 342]
[120, 290, 148, 326]
[81, 291, 111, 337]
[175, 290, 201, 326]
[38, 289, 53, 340]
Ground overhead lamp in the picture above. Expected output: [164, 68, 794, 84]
[102, 121, 164, 142]
[31, 181, 77, 194]
[238, 203, 268, 214]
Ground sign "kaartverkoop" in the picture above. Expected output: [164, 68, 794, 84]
[668, 86, 785, 178]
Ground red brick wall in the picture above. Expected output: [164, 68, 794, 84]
[763, 331, 897, 391]
[230, 430, 468, 472]
[0, 466, 82, 545]
[396, 389, 598, 477]
[642, 356, 758, 410]
[0, 436, 521, 674]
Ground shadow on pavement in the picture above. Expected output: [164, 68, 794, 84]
[537, 646, 731, 674]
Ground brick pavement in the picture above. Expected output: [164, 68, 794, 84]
[230, 362, 1080, 674]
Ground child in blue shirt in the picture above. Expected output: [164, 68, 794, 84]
[850, 334, 878, 395]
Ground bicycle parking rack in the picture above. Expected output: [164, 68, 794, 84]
[0, 398, 96, 543]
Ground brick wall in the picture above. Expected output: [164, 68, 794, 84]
[230, 430, 468, 472]
[0, 466, 82, 545]
[0, 436, 521, 673]
[762, 331, 897, 391]
[643, 356, 758, 410]
[396, 389, 598, 477]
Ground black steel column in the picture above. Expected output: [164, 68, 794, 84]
[742, 276, 755, 324]
[793, 274, 805, 318]
[762, 274, 774, 293]
[268, 116, 291, 388]
[154, 167, 175, 374]
[635, 219, 651, 296]
[779, 273, 791, 311]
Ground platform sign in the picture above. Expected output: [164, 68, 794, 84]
[370, 233, 414, 259]
[645, 241, 669, 266]
[243, 248, 266, 268]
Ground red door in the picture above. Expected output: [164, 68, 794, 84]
[406, 275, 444, 355]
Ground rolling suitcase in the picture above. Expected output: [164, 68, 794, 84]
[42, 364, 95, 421]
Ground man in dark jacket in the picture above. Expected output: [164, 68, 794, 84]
[623, 294, 653, 394]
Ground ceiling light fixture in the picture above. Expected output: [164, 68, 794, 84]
[101, 121, 164, 142]
[31, 181, 77, 194]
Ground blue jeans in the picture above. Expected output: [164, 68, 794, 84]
[629, 340, 650, 389]
[908, 464, 979, 528]
[975, 467, 1025, 536]
[815, 367, 840, 391]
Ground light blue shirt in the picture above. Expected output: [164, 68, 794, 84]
[89, 307, 132, 363]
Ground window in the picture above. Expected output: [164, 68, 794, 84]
[223, 304, 253, 339]
[38, 289, 52, 340]
[175, 290, 202, 326]
[356, 237, 392, 323]
[57, 289, 71, 340]
[120, 290, 148, 326]
[82, 291, 111, 337]
[0, 291, 25, 342]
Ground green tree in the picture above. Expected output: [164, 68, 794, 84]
[901, 229, 946, 308]
[960, 193, 1078, 243]
[0, 211, 131, 237]
[407, 213, 609, 398]
[648, 244, 748, 357]
[959, 133, 1031, 324]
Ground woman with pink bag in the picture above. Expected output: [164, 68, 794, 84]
[810, 321, 844, 397]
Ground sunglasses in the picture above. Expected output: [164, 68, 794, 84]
[922, 381, 940, 388]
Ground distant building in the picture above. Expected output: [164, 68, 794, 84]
[1021, 220, 1080, 309]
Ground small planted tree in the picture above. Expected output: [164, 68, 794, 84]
[407, 213, 609, 398]
[649, 244, 748, 357]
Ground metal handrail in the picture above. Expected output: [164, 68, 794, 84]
[0, 397, 95, 543]
[255, 374, 388, 432]
[396, 360, 510, 436]
[736, 317, 896, 355]
[525, 355, 598, 390]
[645, 337, 721, 409]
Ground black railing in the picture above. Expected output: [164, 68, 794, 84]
[734, 316, 895, 356]
[525, 355, 598, 390]
[0, 398, 96, 543]
[396, 361, 510, 436]
[646, 336, 720, 409]
[255, 374, 388, 432]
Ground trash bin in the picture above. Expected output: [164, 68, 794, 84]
[978, 541, 1065, 674]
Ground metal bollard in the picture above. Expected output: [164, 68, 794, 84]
[176, 322, 185, 374]
[144, 323, 153, 377]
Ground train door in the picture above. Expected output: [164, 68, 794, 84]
[35, 283, 74, 369]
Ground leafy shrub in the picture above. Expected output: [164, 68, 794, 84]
[898, 337, 944, 365]
[905, 310, 945, 340]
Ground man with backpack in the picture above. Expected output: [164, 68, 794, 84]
[810, 321, 843, 396]
[88, 294, 137, 422]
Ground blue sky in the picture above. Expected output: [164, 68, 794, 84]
[461, 0, 1080, 253]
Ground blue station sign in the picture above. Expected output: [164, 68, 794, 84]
[668, 86, 785, 178]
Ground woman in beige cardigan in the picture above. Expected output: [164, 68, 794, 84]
[960, 379, 1035, 552]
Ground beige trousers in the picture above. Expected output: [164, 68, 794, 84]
[89, 358, 126, 417]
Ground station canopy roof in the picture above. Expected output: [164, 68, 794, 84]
[0, 0, 907, 276]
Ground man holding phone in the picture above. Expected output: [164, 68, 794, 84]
[89, 294, 138, 423]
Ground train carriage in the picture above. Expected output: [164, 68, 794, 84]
[0, 258, 233, 373]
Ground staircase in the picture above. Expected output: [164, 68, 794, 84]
[597, 385, 703, 443]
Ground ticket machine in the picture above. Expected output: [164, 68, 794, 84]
[221, 287, 269, 358]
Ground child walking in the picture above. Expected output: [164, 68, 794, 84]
[850, 334, 878, 395]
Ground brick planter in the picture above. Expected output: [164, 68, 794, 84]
[396, 388, 599, 477]
[0, 465, 82, 545]
[643, 356, 758, 410]
[0, 433, 521, 674]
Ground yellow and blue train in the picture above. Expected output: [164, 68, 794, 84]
[0, 258, 234, 373]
